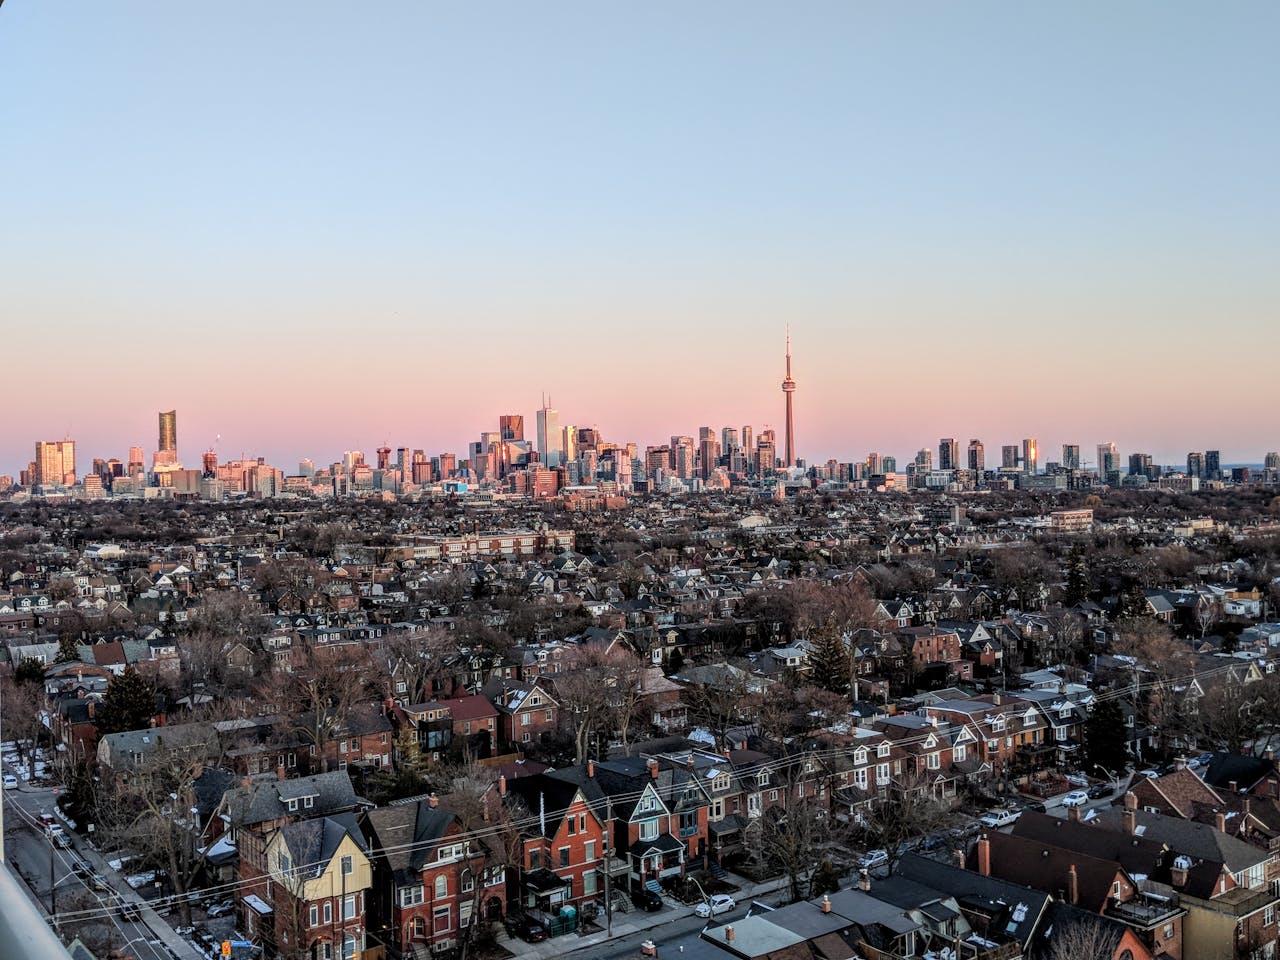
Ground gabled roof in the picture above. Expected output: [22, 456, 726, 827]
[220, 771, 360, 828]
[363, 799, 459, 881]
[279, 812, 367, 880]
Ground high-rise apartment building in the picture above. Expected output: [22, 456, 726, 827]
[1061, 445, 1081, 470]
[721, 427, 739, 454]
[1265, 451, 1280, 471]
[866, 452, 882, 475]
[1022, 438, 1038, 474]
[1205, 450, 1221, 480]
[128, 445, 145, 475]
[939, 438, 959, 471]
[561, 425, 577, 464]
[1096, 442, 1119, 478]
[915, 448, 933, 471]
[967, 439, 985, 473]
[376, 446, 391, 470]
[1001, 445, 1019, 469]
[741, 426, 753, 456]
[1128, 452, 1152, 476]
[202, 451, 218, 477]
[536, 397, 562, 467]
[499, 415, 524, 442]
[34, 439, 76, 486]
[1186, 452, 1205, 478]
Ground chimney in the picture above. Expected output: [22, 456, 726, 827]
[648, 758, 659, 780]
[499, 773, 507, 797]
[1174, 756, 1187, 771]
[1068, 804, 1081, 823]
[588, 759, 595, 779]
[1215, 810, 1226, 833]
[1265, 748, 1276, 771]
[858, 869, 871, 892]
[821, 894, 832, 913]
[1123, 808, 1137, 836]
[1067, 864, 1079, 906]
[723, 747, 731, 760]
[725, 925, 734, 943]
[87, 700, 95, 718]
[977, 835, 991, 877]
[1170, 858, 1189, 888]
[1229, 780, 1239, 794]
[1123, 791, 1138, 810]
[992, 692, 1001, 706]
[276, 764, 286, 782]
[952, 848, 966, 870]
[429, 793, 439, 808]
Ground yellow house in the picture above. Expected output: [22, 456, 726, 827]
[262, 813, 373, 960]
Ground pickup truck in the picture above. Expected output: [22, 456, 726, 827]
[978, 808, 1021, 828]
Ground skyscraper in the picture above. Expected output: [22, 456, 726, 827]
[536, 396, 562, 466]
[499, 414, 524, 442]
[967, 439, 985, 473]
[1062, 445, 1081, 470]
[1097, 442, 1119, 478]
[1001, 445, 1020, 469]
[158, 410, 177, 455]
[1205, 450, 1221, 480]
[1022, 438, 1038, 474]
[34, 439, 76, 486]
[939, 438, 959, 471]
[1186, 452, 1205, 478]
[781, 328, 796, 467]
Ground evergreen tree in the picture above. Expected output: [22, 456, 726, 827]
[14, 657, 46, 685]
[807, 621, 850, 697]
[55, 634, 79, 664]
[97, 666, 157, 735]
[1065, 547, 1091, 606]
[1082, 699, 1129, 777]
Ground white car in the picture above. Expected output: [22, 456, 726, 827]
[695, 894, 737, 918]
[856, 849, 889, 871]
[2, 774, 17, 789]
[1062, 790, 1089, 808]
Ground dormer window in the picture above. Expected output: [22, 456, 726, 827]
[877, 743, 891, 758]
[286, 799, 298, 812]
[757, 772, 769, 787]
[713, 774, 730, 792]
[991, 717, 1005, 732]
[530, 695, 541, 706]
[303, 796, 314, 809]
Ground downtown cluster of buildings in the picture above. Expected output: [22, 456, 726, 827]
[13, 410, 1280, 504]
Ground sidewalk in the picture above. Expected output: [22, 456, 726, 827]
[500, 872, 794, 960]
[74, 837, 205, 960]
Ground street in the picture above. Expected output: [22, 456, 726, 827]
[2, 759, 196, 960]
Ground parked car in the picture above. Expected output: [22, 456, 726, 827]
[1021, 800, 1047, 813]
[118, 901, 142, 922]
[1136, 769, 1160, 780]
[695, 894, 737, 918]
[1195, 752, 1214, 767]
[1062, 790, 1089, 808]
[47, 824, 70, 847]
[978, 809, 1020, 828]
[504, 912, 549, 943]
[71, 859, 91, 880]
[173, 925, 194, 938]
[1087, 783, 1114, 800]
[89, 874, 111, 891]
[206, 901, 235, 918]
[2, 774, 17, 789]
[630, 888, 663, 912]
[856, 849, 889, 871]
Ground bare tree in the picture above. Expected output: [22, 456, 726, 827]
[1, 672, 46, 781]
[857, 775, 957, 872]
[1044, 914, 1125, 960]
[101, 746, 208, 925]
[553, 646, 642, 764]
[380, 628, 453, 704]
[748, 799, 831, 903]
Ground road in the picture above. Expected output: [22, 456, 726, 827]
[572, 900, 765, 960]
[2, 762, 194, 960]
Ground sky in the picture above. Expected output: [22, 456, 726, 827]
[2, 2, 1277, 474]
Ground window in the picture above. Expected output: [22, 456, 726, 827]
[433, 905, 451, 935]
[529, 849, 542, 870]
[304, 795, 313, 809]
[638, 819, 659, 841]
[954, 744, 966, 763]
[399, 885, 425, 907]
[757, 772, 769, 786]
[461, 870, 474, 894]
[1265, 904, 1274, 926]
[713, 773, 731, 791]
[521, 713, 531, 726]
[522, 731, 531, 742]
[309, 904, 319, 927]
[286, 799, 298, 813]
[567, 817, 576, 836]
[410, 917, 426, 940]
[584, 871, 597, 895]
[545, 709, 553, 722]
[341, 855, 353, 876]
[559, 847, 570, 867]
[854, 768, 868, 790]
[876, 763, 889, 785]
[580, 813, 588, 834]
[343, 895, 356, 920]
[584, 840, 596, 862]
[435, 875, 448, 898]
[769, 789, 778, 802]
[323, 901, 333, 924]
[340, 740, 348, 754]
[927, 752, 940, 770]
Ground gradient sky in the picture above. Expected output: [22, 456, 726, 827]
[2, 2, 1277, 474]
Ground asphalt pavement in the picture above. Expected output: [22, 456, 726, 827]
[2, 758, 203, 960]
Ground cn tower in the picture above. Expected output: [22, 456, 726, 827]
[782, 326, 796, 467]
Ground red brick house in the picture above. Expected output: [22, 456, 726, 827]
[363, 795, 506, 958]
[481, 678, 559, 748]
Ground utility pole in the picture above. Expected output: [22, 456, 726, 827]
[604, 796, 613, 939]
[49, 835, 57, 929]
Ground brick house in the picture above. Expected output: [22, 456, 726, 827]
[481, 678, 559, 749]
[502, 771, 607, 921]
[363, 795, 506, 958]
